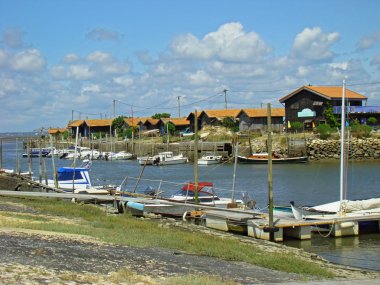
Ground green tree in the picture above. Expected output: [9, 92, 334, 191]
[152, 113, 171, 119]
[323, 102, 339, 128]
[221, 117, 239, 132]
[112, 116, 126, 137]
[164, 122, 176, 134]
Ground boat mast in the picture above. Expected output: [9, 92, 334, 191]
[193, 109, 199, 204]
[339, 79, 347, 215]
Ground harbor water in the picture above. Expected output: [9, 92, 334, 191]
[1, 138, 380, 271]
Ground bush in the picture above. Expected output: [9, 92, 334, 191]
[221, 117, 239, 132]
[368, 117, 377, 125]
[316, 124, 334, 140]
[290, 121, 303, 131]
[350, 124, 373, 138]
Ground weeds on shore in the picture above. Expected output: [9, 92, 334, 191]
[0, 197, 334, 279]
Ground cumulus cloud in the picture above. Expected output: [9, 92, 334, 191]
[68, 64, 94, 80]
[1, 27, 26, 49]
[86, 28, 121, 42]
[171, 22, 271, 61]
[87, 51, 112, 63]
[291, 27, 340, 61]
[357, 31, 380, 50]
[10, 49, 45, 72]
[186, 70, 214, 85]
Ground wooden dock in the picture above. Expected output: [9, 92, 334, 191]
[202, 209, 380, 242]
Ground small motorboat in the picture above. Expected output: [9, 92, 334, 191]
[104, 151, 133, 160]
[153, 151, 188, 166]
[197, 154, 222, 165]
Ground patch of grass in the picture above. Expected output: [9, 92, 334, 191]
[164, 274, 240, 285]
[0, 196, 335, 278]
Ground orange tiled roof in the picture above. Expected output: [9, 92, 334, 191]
[68, 120, 84, 127]
[171, 118, 190, 126]
[161, 118, 190, 126]
[124, 117, 145, 127]
[279, 85, 367, 103]
[202, 109, 241, 118]
[85, 119, 113, 127]
[145, 118, 160, 125]
[241, 108, 285, 117]
[48, 128, 67, 134]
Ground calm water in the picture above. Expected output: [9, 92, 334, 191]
[1, 140, 380, 270]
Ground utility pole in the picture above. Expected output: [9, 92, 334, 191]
[177, 96, 181, 117]
[113, 99, 116, 119]
[223, 89, 228, 109]
[71, 110, 74, 122]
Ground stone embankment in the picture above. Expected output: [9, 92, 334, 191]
[307, 138, 380, 160]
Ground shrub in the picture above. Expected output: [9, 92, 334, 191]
[350, 124, 373, 138]
[290, 121, 303, 131]
[316, 124, 334, 140]
[368, 117, 377, 125]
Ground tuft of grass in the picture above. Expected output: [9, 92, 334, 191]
[0, 196, 335, 278]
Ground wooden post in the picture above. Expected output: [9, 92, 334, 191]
[267, 103, 274, 242]
[43, 157, 48, 190]
[39, 138, 42, 192]
[194, 110, 199, 204]
[15, 138, 20, 174]
[0, 139, 2, 169]
[50, 135, 58, 189]
[27, 140, 32, 179]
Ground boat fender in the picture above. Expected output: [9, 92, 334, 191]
[339, 221, 355, 229]
[182, 211, 188, 221]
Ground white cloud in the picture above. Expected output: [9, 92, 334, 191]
[291, 27, 340, 61]
[329, 62, 348, 70]
[87, 51, 112, 63]
[0, 78, 17, 97]
[81, 84, 100, 94]
[186, 70, 214, 85]
[114, 76, 134, 87]
[171, 22, 271, 61]
[11, 49, 45, 72]
[50, 65, 67, 80]
[297, 66, 312, 77]
[63, 53, 79, 63]
[68, 64, 94, 80]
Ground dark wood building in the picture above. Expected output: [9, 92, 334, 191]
[279, 85, 367, 129]
[237, 108, 285, 132]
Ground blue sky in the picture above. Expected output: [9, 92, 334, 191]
[1, 0, 380, 132]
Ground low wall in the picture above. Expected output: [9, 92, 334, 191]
[307, 138, 380, 160]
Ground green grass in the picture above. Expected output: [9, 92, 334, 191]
[0, 196, 334, 278]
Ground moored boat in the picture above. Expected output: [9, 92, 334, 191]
[197, 154, 222, 165]
[237, 153, 308, 164]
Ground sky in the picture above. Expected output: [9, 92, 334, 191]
[1, 0, 380, 132]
